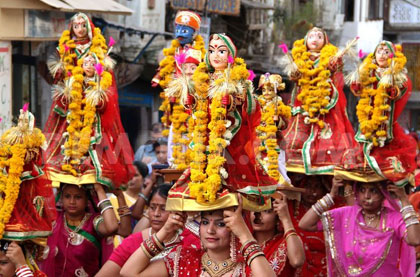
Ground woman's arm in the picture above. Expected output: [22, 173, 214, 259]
[115, 188, 132, 237]
[224, 196, 276, 277]
[120, 212, 186, 277]
[273, 193, 305, 268]
[131, 180, 154, 220]
[95, 184, 119, 236]
[388, 184, 420, 246]
[299, 177, 343, 231]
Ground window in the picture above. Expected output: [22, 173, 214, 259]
[340, 0, 355, 22]
[368, 0, 384, 20]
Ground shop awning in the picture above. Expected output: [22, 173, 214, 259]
[38, 0, 133, 15]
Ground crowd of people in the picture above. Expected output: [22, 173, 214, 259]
[0, 9, 419, 277]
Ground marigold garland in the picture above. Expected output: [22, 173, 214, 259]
[257, 97, 291, 182]
[158, 35, 206, 137]
[189, 58, 249, 203]
[170, 100, 191, 170]
[292, 39, 338, 129]
[356, 47, 407, 147]
[189, 62, 209, 203]
[58, 27, 112, 175]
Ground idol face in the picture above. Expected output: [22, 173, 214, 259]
[175, 25, 195, 46]
[375, 44, 392, 68]
[306, 30, 325, 51]
[82, 55, 96, 78]
[208, 37, 229, 71]
[182, 63, 198, 77]
[72, 16, 88, 39]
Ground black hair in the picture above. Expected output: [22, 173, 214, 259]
[153, 137, 168, 151]
[133, 160, 148, 178]
[147, 184, 171, 205]
[0, 240, 9, 253]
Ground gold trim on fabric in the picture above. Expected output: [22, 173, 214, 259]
[334, 169, 385, 183]
[166, 193, 239, 211]
[286, 164, 334, 175]
[241, 196, 271, 212]
[48, 170, 97, 187]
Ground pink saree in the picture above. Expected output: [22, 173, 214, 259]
[40, 211, 105, 276]
[320, 196, 415, 276]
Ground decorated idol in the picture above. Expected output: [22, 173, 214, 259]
[348, 41, 416, 185]
[152, 10, 206, 136]
[44, 12, 135, 189]
[256, 73, 291, 185]
[164, 34, 278, 212]
[165, 48, 202, 170]
[0, 106, 56, 276]
[282, 27, 360, 175]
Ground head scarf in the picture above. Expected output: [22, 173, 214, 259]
[373, 40, 397, 59]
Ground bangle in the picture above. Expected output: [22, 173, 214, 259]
[247, 251, 265, 267]
[98, 199, 112, 211]
[285, 231, 298, 241]
[400, 205, 415, 213]
[97, 198, 110, 208]
[152, 233, 165, 250]
[140, 236, 164, 259]
[100, 205, 113, 214]
[138, 193, 149, 202]
[283, 228, 296, 238]
[240, 239, 257, 253]
[120, 212, 132, 218]
[15, 265, 33, 276]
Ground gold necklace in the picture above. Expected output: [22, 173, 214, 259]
[362, 210, 381, 226]
[64, 213, 90, 245]
[201, 252, 237, 277]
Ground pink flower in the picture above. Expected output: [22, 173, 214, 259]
[228, 55, 234, 64]
[278, 43, 288, 54]
[64, 44, 69, 52]
[389, 53, 394, 58]
[108, 36, 115, 47]
[94, 63, 103, 76]
[22, 103, 29, 112]
[67, 71, 72, 77]
[175, 52, 187, 66]
[358, 49, 367, 59]
[248, 70, 256, 81]
[0, 117, 2, 123]
[356, 36, 360, 40]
